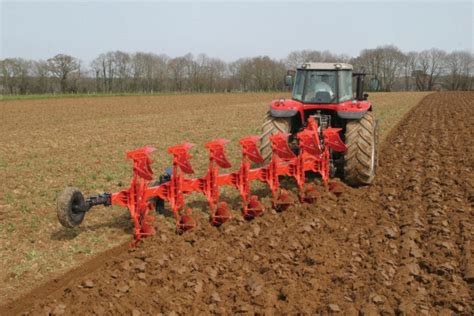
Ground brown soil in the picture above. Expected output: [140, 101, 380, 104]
[0, 92, 427, 304]
[2, 91, 473, 315]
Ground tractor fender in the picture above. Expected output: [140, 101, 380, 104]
[337, 110, 368, 120]
[270, 108, 298, 118]
[269, 98, 302, 119]
[336, 100, 372, 119]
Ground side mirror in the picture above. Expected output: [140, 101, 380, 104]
[284, 75, 293, 87]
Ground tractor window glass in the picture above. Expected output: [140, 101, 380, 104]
[302, 71, 336, 103]
[292, 71, 305, 101]
[338, 71, 352, 102]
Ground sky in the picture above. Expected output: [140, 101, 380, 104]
[1, 0, 473, 64]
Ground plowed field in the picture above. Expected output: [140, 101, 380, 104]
[5, 91, 471, 315]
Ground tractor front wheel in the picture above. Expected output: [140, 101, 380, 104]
[57, 187, 87, 228]
[259, 111, 292, 164]
[343, 111, 378, 186]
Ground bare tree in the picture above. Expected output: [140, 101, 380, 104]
[232, 56, 286, 91]
[47, 54, 80, 93]
[401, 52, 418, 91]
[415, 48, 446, 90]
[426, 48, 446, 90]
[1, 45, 473, 95]
[90, 55, 105, 93]
[0, 58, 32, 94]
[445, 51, 474, 90]
[352, 46, 405, 91]
[207, 57, 226, 92]
[132, 52, 152, 92]
[168, 55, 190, 91]
[285, 50, 348, 69]
[114, 51, 131, 92]
[228, 59, 249, 91]
[379, 46, 405, 91]
[151, 54, 169, 92]
[32, 60, 51, 93]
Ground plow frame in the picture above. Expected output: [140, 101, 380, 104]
[60, 117, 347, 243]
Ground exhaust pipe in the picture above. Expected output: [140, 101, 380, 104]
[354, 73, 366, 101]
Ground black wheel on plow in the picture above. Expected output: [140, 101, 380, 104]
[57, 187, 87, 228]
[343, 111, 378, 186]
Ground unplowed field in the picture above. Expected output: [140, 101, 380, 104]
[6, 91, 468, 315]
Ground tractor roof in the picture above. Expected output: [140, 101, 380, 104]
[298, 62, 353, 70]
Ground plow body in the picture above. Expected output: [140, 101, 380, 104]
[59, 117, 347, 243]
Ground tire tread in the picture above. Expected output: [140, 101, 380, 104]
[343, 112, 378, 186]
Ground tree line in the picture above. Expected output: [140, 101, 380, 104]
[1, 45, 473, 95]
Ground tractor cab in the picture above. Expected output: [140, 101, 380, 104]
[285, 63, 368, 104]
[286, 63, 353, 104]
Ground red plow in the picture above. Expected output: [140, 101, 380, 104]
[57, 117, 347, 243]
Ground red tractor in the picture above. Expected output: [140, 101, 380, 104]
[260, 62, 378, 186]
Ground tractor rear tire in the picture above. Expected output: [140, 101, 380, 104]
[343, 111, 378, 186]
[259, 111, 292, 164]
[57, 187, 87, 228]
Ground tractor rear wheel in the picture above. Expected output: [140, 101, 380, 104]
[259, 111, 292, 164]
[57, 187, 87, 228]
[343, 111, 378, 186]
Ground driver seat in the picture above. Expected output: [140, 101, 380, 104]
[314, 91, 331, 103]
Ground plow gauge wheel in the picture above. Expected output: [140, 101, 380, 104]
[57, 187, 87, 228]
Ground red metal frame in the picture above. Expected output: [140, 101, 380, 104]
[271, 98, 372, 123]
[111, 117, 347, 242]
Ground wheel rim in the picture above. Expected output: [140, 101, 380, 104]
[71, 194, 85, 221]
